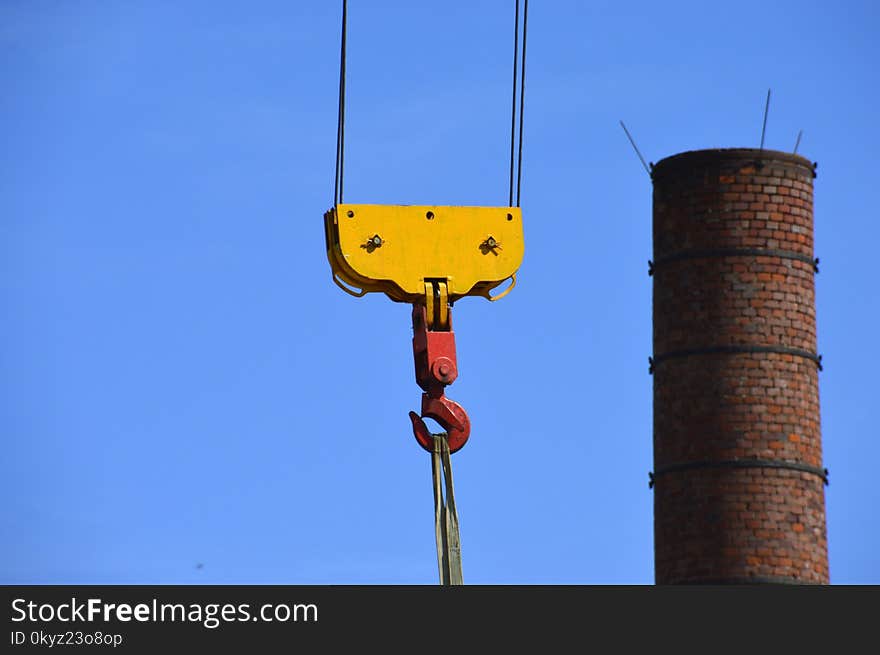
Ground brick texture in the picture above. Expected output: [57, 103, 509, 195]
[651, 149, 828, 584]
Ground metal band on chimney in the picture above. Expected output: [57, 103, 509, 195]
[649, 459, 829, 488]
[649, 248, 819, 275]
[651, 345, 823, 371]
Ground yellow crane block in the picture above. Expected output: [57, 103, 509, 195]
[324, 204, 525, 303]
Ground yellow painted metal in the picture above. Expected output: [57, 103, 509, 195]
[424, 281, 435, 327]
[437, 281, 449, 328]
[324, 204, 525, 303]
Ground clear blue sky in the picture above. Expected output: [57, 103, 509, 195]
[2, 1, 877, 584]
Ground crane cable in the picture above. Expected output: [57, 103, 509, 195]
[510, 0, 528, 207]
[333, 0, 528, 209]
[333, 0, 347, 205]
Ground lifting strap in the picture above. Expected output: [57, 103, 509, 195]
[432, 434, 463, 585]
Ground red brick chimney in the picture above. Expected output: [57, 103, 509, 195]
[650, 148, 829, 584]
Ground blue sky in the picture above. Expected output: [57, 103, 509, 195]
[2, 0, 877, 584]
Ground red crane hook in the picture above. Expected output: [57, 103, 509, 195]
[408, 303, 471, 453]
[409, 394, 471, 454]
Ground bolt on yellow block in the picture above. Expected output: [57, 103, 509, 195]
[324, 204, 525, 303]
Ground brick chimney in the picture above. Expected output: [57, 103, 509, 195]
[650, 148, 829, 584]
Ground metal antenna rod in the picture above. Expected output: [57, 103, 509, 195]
[508, 0, 520, 207]
[793, 129, 803, 155]
[334, 0, 348, 205]
[620, 120, 651, 177]
[759, 88, 771, 152]
[515, 0, 528, 207]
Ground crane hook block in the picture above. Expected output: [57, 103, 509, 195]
[324, 204, 524, 303]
